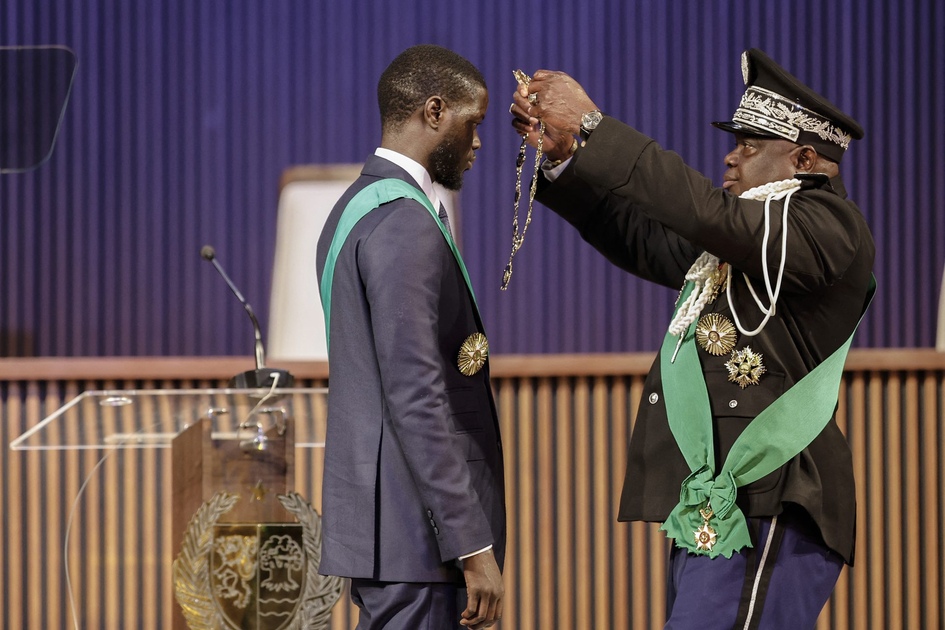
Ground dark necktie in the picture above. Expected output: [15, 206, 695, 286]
[437, 204, 452, 237]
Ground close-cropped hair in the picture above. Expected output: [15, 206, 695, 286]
[377, 44, 486, 131]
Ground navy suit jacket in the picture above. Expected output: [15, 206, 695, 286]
[315, 155, 505, 583]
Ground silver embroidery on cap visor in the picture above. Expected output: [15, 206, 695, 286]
[731, 86, 852, 150]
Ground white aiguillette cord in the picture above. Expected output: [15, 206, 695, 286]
[502, 69, 544, 291]
[667, 178, 802, 361]
[727, 178, 802, 337]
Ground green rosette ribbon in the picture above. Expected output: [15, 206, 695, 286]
[660, 465, 751, 559]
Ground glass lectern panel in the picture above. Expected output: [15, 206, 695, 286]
[9, 387, 328, 451]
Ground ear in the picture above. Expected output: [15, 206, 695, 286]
[423, 96, 446, 129]
[793, 145, 818, 172]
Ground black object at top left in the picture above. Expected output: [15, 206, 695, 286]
[0, 45, 77, 174]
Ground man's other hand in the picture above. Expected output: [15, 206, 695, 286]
[460, 549, 504, 628]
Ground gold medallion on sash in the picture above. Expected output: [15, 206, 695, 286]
[694, 503, 718, 552]
[725, 346, 766, 388]
[457, 333, 489, 376]
[695, 313, 737, 356]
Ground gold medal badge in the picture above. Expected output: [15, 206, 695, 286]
[724, 346, 766, 388]
[694, 504, 718, 552]
[457, 333, 489, 376]
[695, 313, 737, 356]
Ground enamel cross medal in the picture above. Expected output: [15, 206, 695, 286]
[694, 503, 718, 552]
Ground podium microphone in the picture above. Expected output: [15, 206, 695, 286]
[200, 245, 294, 389]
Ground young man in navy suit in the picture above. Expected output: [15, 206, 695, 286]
[316, 44, 504, 630]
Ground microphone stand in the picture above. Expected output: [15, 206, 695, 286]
[200, 245, 295, 390]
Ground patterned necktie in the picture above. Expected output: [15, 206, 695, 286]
[438, 204, 452, 236]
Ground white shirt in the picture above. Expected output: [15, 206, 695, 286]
[374, 147, 441, 210]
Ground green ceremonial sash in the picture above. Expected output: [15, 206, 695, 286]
[319, 178, 479, 349]
[659, 274, 876, 558]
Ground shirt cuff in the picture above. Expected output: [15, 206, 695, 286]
[542, 156, 571, 182]
[458, 544, 493, 560]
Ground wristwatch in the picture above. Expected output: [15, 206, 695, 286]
[580, 110, 603, 142]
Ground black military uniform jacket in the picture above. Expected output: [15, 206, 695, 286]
[537, 117, 875, 564]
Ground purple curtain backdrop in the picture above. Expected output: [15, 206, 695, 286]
[1, 0, 942, 357]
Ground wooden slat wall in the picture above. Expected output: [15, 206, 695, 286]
[1, 351, 943, 629]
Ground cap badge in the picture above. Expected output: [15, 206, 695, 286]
[457, 332, 489, 376]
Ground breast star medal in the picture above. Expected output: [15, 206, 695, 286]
[457, 333, 489, 376]
[694, 504, 718, 552]
[724, 346, 766, 388]
[695, 313, 737, 356]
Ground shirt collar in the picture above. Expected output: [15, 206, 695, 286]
[374, 147, 440, 209]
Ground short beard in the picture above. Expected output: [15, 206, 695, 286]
[429, 132, 466, 191]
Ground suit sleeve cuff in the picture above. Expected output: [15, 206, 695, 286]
[571, 116, 654, 190]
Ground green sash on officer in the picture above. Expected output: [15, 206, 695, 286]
[659, 275, 875, 558]
[319, 178, 479, 349]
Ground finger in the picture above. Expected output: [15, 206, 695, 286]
[508, 99, 529, 119]
[462, 589, 480, 620]
[494, 593, 503, 620]
[510, 119, 530, 135]
[511, 91, 533, 114]
[481, 596, 499, 627]
[509, 110, 539, 132]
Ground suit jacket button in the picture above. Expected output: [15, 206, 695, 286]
[729, 399, 738, 408]
[648, 392, 659, 404]
[433, 526, 439, 535]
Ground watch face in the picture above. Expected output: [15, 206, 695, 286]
[582, 110, 603, 130]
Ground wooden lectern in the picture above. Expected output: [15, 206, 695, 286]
[171, 409, 296, 554]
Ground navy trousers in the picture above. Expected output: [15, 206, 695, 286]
[349, 579, 467, 630]
[664, 508, 844, 629]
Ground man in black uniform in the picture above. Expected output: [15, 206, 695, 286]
[510, 49, 874, 628]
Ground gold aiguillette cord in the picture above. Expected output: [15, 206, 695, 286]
[501, 69, 544, 291]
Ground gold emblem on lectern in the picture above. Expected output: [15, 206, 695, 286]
[173, 492, 343, 629]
